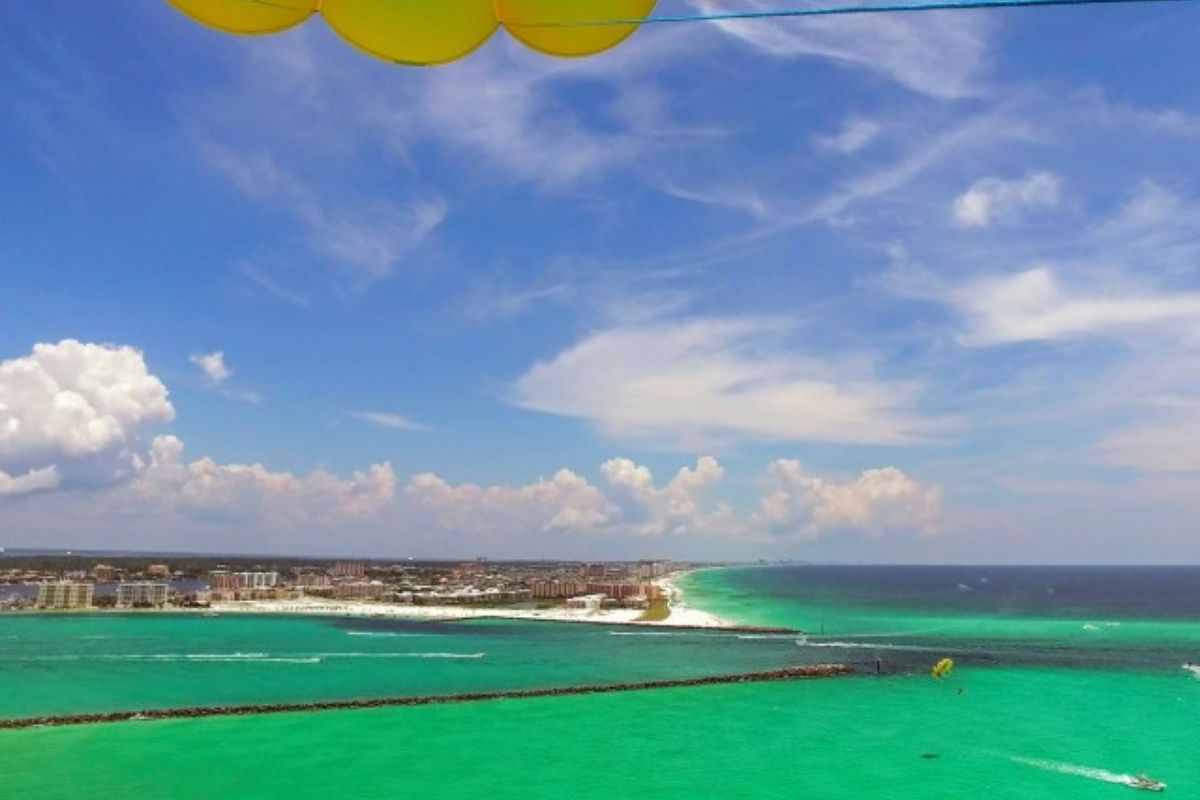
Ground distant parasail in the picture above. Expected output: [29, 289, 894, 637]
[165, 0, 658, 65]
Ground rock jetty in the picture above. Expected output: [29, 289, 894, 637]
[0, 664, 852, 731]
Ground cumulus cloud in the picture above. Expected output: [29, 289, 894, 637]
[0, 340, 173, 485]
[756, 460, 941, 539]
[0, 466, 61, 498]
[511, 317, 940, 448]
[190, 351, 232, 386]
[127, 435, 396, 523]
[405, 469, 616, 534]
[601, 456, 734, 535]
[953, 172, 1062, 227]
[402, 456, 932, 543]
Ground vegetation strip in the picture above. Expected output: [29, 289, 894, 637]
[0, 664, 852, 730]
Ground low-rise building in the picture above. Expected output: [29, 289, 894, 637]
[36, 582, 94, 610]
[296, 573, 332, 588]
[116, 581, 169, 608]
[333, 581, 387, 600]
[566, 594, 606, 610]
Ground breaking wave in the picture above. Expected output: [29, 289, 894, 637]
[316, 652, 485, 659]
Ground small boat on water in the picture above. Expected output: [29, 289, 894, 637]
[1128, 775, 1166, 792]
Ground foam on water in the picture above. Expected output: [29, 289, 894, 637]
[316, 652, 485, 659]
[607, 631, 690, 637]
[1183, 664, 1200, 679]
[346, 631, 426, 638]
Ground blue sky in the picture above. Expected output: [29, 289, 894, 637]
[2, 0, 1200, 561]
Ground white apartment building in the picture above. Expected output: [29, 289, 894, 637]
[116, 581, 169, 608]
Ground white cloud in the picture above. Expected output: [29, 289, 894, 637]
[189, 351, 261, 403]
[1096, 407, 1200, 473]
[953, 172, 1062, 227]
[199, 139, 446, 282]
[659, 181, 770, 219]
[814, 118, 881, 154]
[345, 410, 428, 432]
[511, 317, 940, 448]
[756, 459, 941, 539]
[127, 435, 396, 523]
[696, 0, 992, 99]
[405, 469, 616, 534]
[601, 456, 734, 535]
[948, 267, 1200, 346]
[0, 340, 173, 484]
[0, 466, 61, 498]
[189, 351, 232, 386]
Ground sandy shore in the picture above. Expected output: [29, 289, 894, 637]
[206, 572, 734, 629]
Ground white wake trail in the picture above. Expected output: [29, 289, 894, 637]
[1009, 756, 1141, 787]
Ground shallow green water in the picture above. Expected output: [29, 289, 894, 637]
[2, 567, 1197, 798]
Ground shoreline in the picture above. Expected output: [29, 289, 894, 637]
[199, 570, 776, 631]
[4, 569, 797, 634]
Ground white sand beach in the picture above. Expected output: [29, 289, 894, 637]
[206, 572, 732, 629]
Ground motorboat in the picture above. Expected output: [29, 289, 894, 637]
[1128, 775, 1166, 792]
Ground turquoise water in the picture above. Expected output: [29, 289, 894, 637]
[2, 567, 1197, 798]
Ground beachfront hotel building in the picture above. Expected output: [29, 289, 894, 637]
[330, 561, 366, 578]
[531, 579, 589, 599]
[36, 582, 94, 610]
[116, 581, 169, 608]
[234, 571, 279, 589]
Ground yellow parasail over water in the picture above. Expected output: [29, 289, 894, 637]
[165, 0, 659, 65]
[931, 658, 954, 679]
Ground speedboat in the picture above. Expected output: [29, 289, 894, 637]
[1128, 775, 1166, 792]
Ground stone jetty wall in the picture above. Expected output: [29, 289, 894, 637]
[0, 663, 852, 731]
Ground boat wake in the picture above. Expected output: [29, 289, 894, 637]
[795, 638, 936, 652]
[736, 634, 795, 640]
[346, 631, 426, 638]
[1008, 756, 1142, 788]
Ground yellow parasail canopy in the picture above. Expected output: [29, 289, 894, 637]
[164, 0, 659, 65]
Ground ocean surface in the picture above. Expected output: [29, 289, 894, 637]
[2, 566, 1197, 798]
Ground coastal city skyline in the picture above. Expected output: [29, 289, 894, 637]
[5, 1, 1200, 564]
